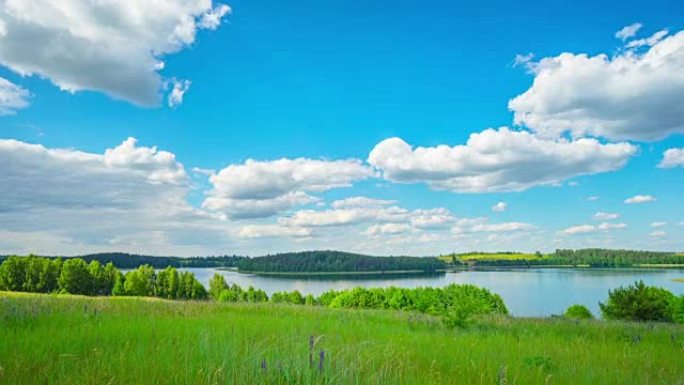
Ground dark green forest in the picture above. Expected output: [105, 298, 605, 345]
[236, 250, 445, 273]
[0, 253, 247, 269]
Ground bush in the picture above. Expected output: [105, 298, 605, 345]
[671, 295, 684, 324]
[564, 304, 593, 320]
[599, 281, 674, 322]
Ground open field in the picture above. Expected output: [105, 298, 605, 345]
[439, 253, 546, 263]
[1, 292, 683, 385]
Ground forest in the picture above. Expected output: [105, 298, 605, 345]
[0, 255, 207, 299]
[236, 250, 445, 273]
[445, 248, 684, 267]
[0, 253, 247, 269]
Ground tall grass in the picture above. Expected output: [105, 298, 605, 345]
[1, 292, 683, 385]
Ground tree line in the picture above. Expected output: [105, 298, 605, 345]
[446, 249, 684, 267]
[0, 255, 207, 299]
[0, 253, 247, 269]
[237, 250, 445, 273]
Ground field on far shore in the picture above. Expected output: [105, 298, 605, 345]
[439, 253, 546, 263]
[2, 292, 683, 385]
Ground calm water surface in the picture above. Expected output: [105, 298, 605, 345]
[179, 267, 684, 317]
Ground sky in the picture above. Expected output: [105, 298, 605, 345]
[0, 0, 683, 256]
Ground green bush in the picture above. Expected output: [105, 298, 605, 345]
[564, 304, 593, 320]
[599, 281, 674, 322]
[671, 295, 684, 324]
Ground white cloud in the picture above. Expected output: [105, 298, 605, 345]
[492, 202, 507, 212]
[587, 196, 599, 201]
[593, 211, 619, 221]
[562, 221, 627, 235]
[368, 127, 636, 193]
[0, 137, 234, 255]
[650, 222, 667, 228]
[331, 196, 396, 209]
[650, 230, 667, 237]
[0, 0, 229, 106]
[203, 191, 319, 220]
[0, 76, 29, 114]
[509, 29, 684, 141]
[237, 224, 312, 239]
[410, 208, 455, 229]
[615, 22, 643, 41]
[597, 222, 627, 230]
[561, 225, 596, 235]
[626, 29, 668, 49]
[203, 157, 373, 219]
[363, 223, 411, 237]
[451, 217, 533, 235]
[624, 194, 656, 204]
[471, 222, 533, 233]
[282, 205, 409, 228]
[658, 148, 684, 168]
[167, 79, 191, 108]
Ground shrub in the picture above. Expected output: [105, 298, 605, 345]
[671, 295, 684, 324]
[564, 304, 593, 320]
[599, 281, 674, 322]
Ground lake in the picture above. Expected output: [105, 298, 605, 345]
[180, 267, 684, 317]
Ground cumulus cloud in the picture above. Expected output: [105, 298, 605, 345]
[658, 148, 684, 168]
[0, 76, 29, 114]
[237, 224, 312, 239]
[561, 222, 627, 235]
[650, 230, 666, 237]
[615, 22, 643, 41]
[593, 211, 619, 221]
[363, 223, 411, 237]
[650, 222, 667, 228]
[0, 0, 229, 106]
[597, 222, 627, 230]
[624, 194, 656, 204]
[0, 137, 235, 255]
[492, 202, 507, 212]
[451, 217, 533, 234]
[561, 225, 597, 235]
[203, 158, 374, 219]
[330, 196, 396, 209]
[368, 127, 636, 193]
[167, 79, 191, 108]
[509, 29, 684, 141]
[587, 196, 599, 201]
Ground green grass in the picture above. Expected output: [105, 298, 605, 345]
[439, 253, 547, 262]
[1, 292, 683, 385]
[673, 278, 684, 283]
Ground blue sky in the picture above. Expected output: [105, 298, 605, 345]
[0, 0, 682, 256]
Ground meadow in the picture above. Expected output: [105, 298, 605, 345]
[1, 292, 683, 385]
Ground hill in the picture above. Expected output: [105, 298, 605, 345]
[237, 250, 445, 274]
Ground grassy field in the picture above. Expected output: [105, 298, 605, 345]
[1, 292, 683, 385]
[439, 253, 546, 263]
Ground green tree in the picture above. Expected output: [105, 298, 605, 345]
[111, 272, 125, 296]
[600, 281, 675, 322]
[39, 258, 62, 293]
[564, 304, 593, 320]
[0, 256, 28, 291]
[58, 259, 94, 295]
[23, 255, 45, 292]
[123, 265, 155, 296]
[208, 273, 228, 300]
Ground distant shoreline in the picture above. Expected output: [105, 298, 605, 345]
[238, 269, 445, 277]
